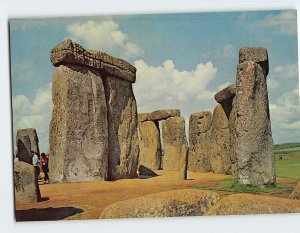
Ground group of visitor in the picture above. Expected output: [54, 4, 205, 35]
[31, 151, 49, 184]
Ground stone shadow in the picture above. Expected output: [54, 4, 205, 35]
[15, 207, 83, 221]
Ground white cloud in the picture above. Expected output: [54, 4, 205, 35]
[133, 59, 220, 122]
[269, 87, 300, 143]
[12, 83, 53, 153]
[66, 20, 142, 58]
[273, 63, 298, 79]
[257, 11, 297, 36]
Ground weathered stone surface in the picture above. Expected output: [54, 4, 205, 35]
[138, 121, 161, 170]
[138, 165, 158, 177]
[289, 182, 300, 200]
[49, 65, 109, 183]
[188, 112, 212, 172]
[138, 109, 181, 122]
[214, 84, 236, 104]
[239, 47, 269, 76]
[14, 161, 41, 203]
[236, 61, 275, 185]
[100, 189, 220, 219]
[210, 104, 231, 174]
[205, 193, 300, 215]
[228, 97, 237, 176]
[50, 39, 136, 83]
[162, 117, 188, 171]
[16, 128, 40, 165]
[178, 144, 189, 180]
[104, 76, 139, 180]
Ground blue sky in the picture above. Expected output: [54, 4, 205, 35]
[10, 10, 299, 152]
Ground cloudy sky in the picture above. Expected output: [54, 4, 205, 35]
[10, 10, 299, 152]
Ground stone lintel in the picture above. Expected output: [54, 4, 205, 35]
[214, 84, 236, 104]
[239, 47, 269, 76]
[50, 39, 136, 83]
[138, 109, 181, 122]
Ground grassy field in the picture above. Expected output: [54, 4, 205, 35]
[274, 142, 300, 154]
[275, 156, 300, 180]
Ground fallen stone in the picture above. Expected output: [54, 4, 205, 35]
[205, 193, 300, 215]
[162, 117, 188, 171]
[14, 161, 41, 203]
[289, 182, 300, 200]
[210, 104, 231, 174]
[188, 112, 212, 172]
[138, 165, 158, 177]
[49, 65, 109, 183]
[100, 189, 220, 219]
[16, 128, 40, 165]
[236, 60, 275, 185]
[138, 121, 162, 170]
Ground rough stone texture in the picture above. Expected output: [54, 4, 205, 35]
[50, 39, 136, 83]
[228, 97, 237, 176]
[138, 109, 181, 122]
[210, 104, 231, 174]
[214, 84, 236, 105]
[179, 144, 189, 180]
[14, 161, 41, 203]
[138, 165, 158, 177]
[239, 47, 269, 76]
[188, 112, 212, 172]
[100, 189, 220, 219]
[205, 193, 300, 215]
[49, 65, 109, 183]
[104, 76, 139, 180]
[289, 182, 300, 200]
[16, 128, 40, 164]
[236, 60, 275, 185]
[162, 117, 188, 171]
[138, 121, 161, 170]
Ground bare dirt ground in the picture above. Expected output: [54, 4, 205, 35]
[15, 170, 298, 221]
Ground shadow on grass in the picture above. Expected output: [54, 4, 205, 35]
[16, 207, 84, 221]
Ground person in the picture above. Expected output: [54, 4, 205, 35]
[40, 153, 49, 184]
[279, 155, 283, 160]
[32, 151, 40, 177]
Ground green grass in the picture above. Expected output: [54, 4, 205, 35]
[275, 156, 300, 180]
[274, 143, 300, 154]
[191, 178, 293, 195]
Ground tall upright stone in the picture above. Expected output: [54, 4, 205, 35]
[210, 104, 231, 174]
[138, 121, 161, 170]
[49, 40, 139, 182]
[179, 144, 189, 180]
[236, 47, 275, 185]
[162, 116, 188, 171]
[214, 84, 237, 176]
[188, 112, 212, 172]
[16, 128, 40, 165]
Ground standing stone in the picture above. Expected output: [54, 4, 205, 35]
[50, 40, 139, 182]
[49, 65, 108, 182]
[162, 117, 188, 171]
[16, 128, 40, 165]
[179, 144, 189, 180]
[214, 85, 237, 176]
[14, 161, 41, 203]
[188, 112, 212, 172]
[228, 97, 237, 176]
[236, 48, 275, 185]
[104, 76, 139, 180]
[210, 104, 231, 174]
[138, 121, 161, 170]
